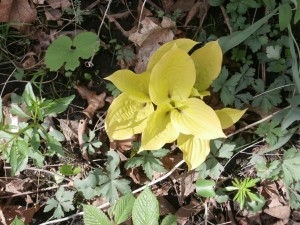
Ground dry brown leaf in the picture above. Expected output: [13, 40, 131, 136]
[171, 0, 196, 11]
[45, 8, 62, 20]
[157, 196, 176, 215]
[184, 0, 201, 26]
[0, 0, 37, 28]
[264, 205, 291, 220]
[58, 119, 78, 142]
[33, 0, 45, 4]
[74, 84, 106, 119]
[162, 0, 175, 13]
[110, 135, 138, 151]
[21, 52, 37, 69]
[180, 170, 198, 198]
[0, 205, 39, 225]
[46, 0, 70, 10]
[133, 16, 175, 73]
[5, 178, 31, 194]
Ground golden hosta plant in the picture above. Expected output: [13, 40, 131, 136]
[105, 39, 246, 170]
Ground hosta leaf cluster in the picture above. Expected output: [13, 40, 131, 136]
[105, 39, 246, 170]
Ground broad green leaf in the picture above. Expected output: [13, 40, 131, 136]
[295, 1, 300, 23]
[288, 27, 300, 94]
[113, 193, 135, 224]
[215, 108, 247, 129]
[196, 179, 216, 198]
[177, 134, 210, 170]
[46, 133, 64, 156]
[83, 205, 111, 225]
[59, 164, 81, 175]
[45, 32, 100, 71]
[105, 93, 154, 141]
[44, 95, 75, 116]
[11, 217, 25, 225]
[22, 82, 36, 107]
[132, 187, 159, 225]
[191, 41, 222, 91]
[279, 3, 292, 31]
[140, 104, 179, 151]
[105, 70, 150, 102]
[218, 8, 278, 54]
[74, 172, 98, 199]
[147, 38, 198, 71]
[10, 104, 31, 119]
[171, 98, 225, 139]
[282, 148, 300, 186]
[262, 0, 276, 9]
[149, 44, 196, 105]
[161, 215, 177, 225]
[48, 130, 65, 142]
[10, 140, 29, 175]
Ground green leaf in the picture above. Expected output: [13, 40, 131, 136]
[263, 0, 276, 9]
[44, 95, 75, 116]
[113, 193, 135, 224]
[252, 79, 282, 112]
[282, 147, 300, 186]
[125, 148, 168, 179]
[255, 120, 287, 145]
[161, 215, 177, 225]
[266, 45, 282, 59]
[74, 172, 98, 199]
[45, 32, 100, 71]
[96, 151, 131, 203]
[59, 164, 81, 176]
[10, 104, 31, 119]
[279, 3, 292, 31]
[44, 187, 75, 219]
[48, 130, 65, 142]
[83, 205, 111, 225]
[46, 133, 65, 156]
[0, 97, 2, 123]
[11, 216, 25, 225]
[132, 187, 159, 225]
[196, 179, 216, 198]
[10, 140, 29, 176]
[219, 8, 278, 54]
[208, 0, 224, 6]
[22, 83, 36, 107]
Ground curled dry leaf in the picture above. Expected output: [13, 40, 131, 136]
[58, 119, 78, 142]
[110, 135, 138, 151]
[45, 8, 62, 21]
[0, 0, 37, 30]
[74, 84, 106, 119]
[46, 0, 70, 10]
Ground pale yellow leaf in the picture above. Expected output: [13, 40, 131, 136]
[177, 134, 210, 170]
[140, 104, 179, 151]
[149, 44, 196, 105]
[215, 108, 247, 129]
[170, 98, 225, 139]
[105, 70, 150, 102]
[105, 93, 154, 140]
[147, 38, 198, 71]
[191, 41, 222, 91]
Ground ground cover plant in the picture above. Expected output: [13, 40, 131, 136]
[1, 0, 300, 224]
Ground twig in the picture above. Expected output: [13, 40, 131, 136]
[220, 5, 233, 34]
[4, 166, 73, 183]
[39, 160, 185, 225]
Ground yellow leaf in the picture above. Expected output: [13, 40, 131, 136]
[147, 38, 198, 71]
[149, 44, 196, 105]
[170, 98, 225, 139]
[215, 108, 247, 129]
[140, 104, 179, 151]
[191, 41, 222, 91]
[105, 93, 154, 140]
[105, 70, 150, 102]
[177, 134, 210, 170]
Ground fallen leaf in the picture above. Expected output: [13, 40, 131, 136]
[0, 205, 40, 225]
[46, 0, 70, 10]
[162, 0, 175, 13]
[0, 0, 37, 29]
[33, 0, 45, 4]
[45, 8, 62, 20]
[22, 52, 37, 69]
[264, 205, 291, 220]
[74, 84, 106, 119]
[58, 119, 78, 142]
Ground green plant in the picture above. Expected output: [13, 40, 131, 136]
[44, 186, 76, 219]
[45, 32, 100, 71]
[74, 151, 131, 203]
[105, 39, 245, 170]
[83, 187, 177, 225]
[125, 143, 168, 179]
[0, 83, 74, 175]
[82, 130, 102, 155]
[225, 177, 264, 209]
